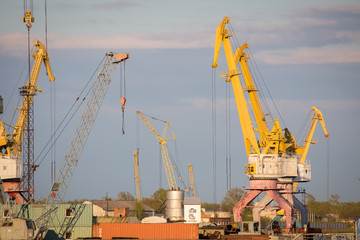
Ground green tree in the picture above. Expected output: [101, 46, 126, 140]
[134, 201, 147, 221]
[339, 202, 360, 219]
[221, 187, 245, 212]
[329, 194, 340, 221]
[102, 195, 112, 200]
[201, 202, 221, 210]
[117, 191, 135, 201]
[142, 188, 167, 214]
[306, 193, 316, 213]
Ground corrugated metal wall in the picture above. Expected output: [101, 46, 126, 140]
[93, 223, 199, 239]
[308, 222, 351, 230]
[0, 203, 93, 239]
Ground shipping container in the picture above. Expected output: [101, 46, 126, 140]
[93, 222, 199, 239]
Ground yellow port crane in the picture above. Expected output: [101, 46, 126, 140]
[136, 111, 178, 190]
[188, 164, 196, 197]
[211, 16, 329, 232]
[0, 40, 55, 204]
[133, 149, 141, 202]
[293, 106, 329, 191]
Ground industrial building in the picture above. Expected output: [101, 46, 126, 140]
[83, 200, 154, 217]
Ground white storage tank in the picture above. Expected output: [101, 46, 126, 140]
[165, 190, 184, 221]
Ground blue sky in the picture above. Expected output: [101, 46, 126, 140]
[1, 0, 359, 204]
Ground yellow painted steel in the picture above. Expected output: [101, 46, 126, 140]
[188, 164, 196, 197]
[136, 111, 178, 190]
[133, 150, 141, 202]
[0, 40, 55, 158]
[211, 17, 319, 158]
[212, 17, 329, 179]
[293, 106, 329, 191]
[212, 17, 260, 156]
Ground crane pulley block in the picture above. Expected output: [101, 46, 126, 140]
[23, 11, 34, 23]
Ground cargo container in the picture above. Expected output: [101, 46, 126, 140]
[92, 222, 198, 239]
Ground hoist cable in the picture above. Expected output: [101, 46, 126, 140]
[248, 48, 287, 128]
[327, 138, 330, 201]
[170, 141, 187, 191]
[246, 49, 273, 120]
[225, 83, 229, 190]
[212, 67, 217, 203]
[34, 55, 106, 165]
[35, 95, 86, 166]
[225, 82, 232, 190]
[0, 58, 29, 123]
[295, 109, 312, 142]
[45, 0, 48, 50]
[142, 112, 167, 124]
[123, 62, 126, 99]
[120, 62, 126, 134]
[159, 145, 162, 189]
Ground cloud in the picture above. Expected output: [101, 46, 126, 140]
[254, 46, 360, 64]
[275, 99, 360, 116]
[57, 0, 139, 10]
[0, 32, 213, 57]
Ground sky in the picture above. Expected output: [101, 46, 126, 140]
[0, 0, 359, 204]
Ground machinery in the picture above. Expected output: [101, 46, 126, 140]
[0, 40, 55, 204]
[136, 111, 185, 221]
[134, 149, 141, 202]
[136, 111, 178, 191]
[0, 52, 129, 240]
[188, 164, 196, 197]
[212, 16, 329, 233]
[33, 52, 129, 239]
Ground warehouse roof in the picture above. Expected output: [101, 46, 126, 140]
[86, 200, 154, 212]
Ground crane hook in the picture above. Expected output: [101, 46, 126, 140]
[120, 97, 126, 110]
[120, 97, 126, 135]
[26, 22, 32, 29]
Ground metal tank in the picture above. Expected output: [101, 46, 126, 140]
[165, 190, 184, 221]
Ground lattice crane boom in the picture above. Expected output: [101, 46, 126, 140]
[133, 150, 141, 202]
[35, 52, 129, 239]
[136, 111, 178, 190]
[0, 40, 55, 204]
[188, 164, 196, 197]
[0, 40, 55, 158]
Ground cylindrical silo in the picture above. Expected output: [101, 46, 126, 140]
[165, 190, 184, 221]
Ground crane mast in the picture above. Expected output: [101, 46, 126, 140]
[0, 40, 55, 204]
[136, 111, 178, 190]
[188, 164, 196, 197]
[35, 52, 129, 239]
[212, 17, 329, 233]
[134, 149, 141, 202]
